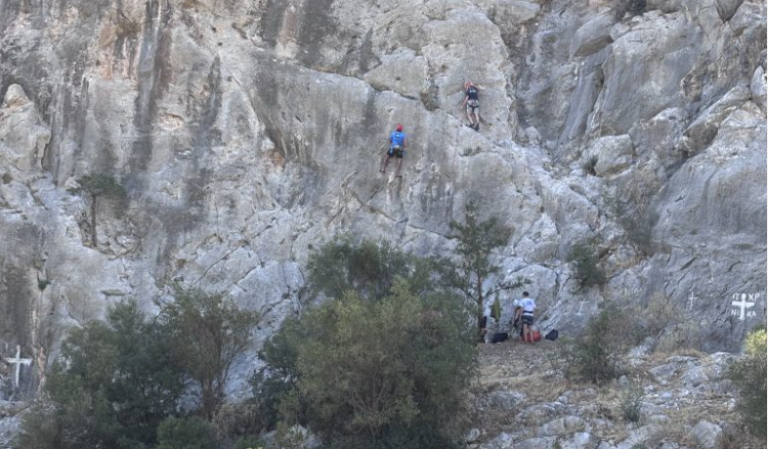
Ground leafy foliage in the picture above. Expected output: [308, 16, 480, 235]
[155, 416, 218, 449]
[17, 300, 185, 449]
[259, 240, 477, 448]
[583, 155, 598, 176]
[491, 297, 502, 322]
[67, 173, 127, 199]
[613, 0, 646, 19]
[728, 326, 767, 438]
[620, 384, 645, 423]
[441, 203, 527, 334]
[306, 238, 440, 301]
[67, 173, 126, 246]
[157, 286, 260, 419]
[233, 435, 267, 449]
[250, 317, 305, 432]
[568, 240, 606, 291]
[560, 303, 626, 384]
[295, 281, 475, 446]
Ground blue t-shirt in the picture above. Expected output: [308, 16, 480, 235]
[390, 131, 406, 147]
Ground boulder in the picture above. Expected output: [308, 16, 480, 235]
[489, 390, 527, 411]
[571, 13, 616, 58]
[687, 420, 722, 449]
[363, 48, 429, 99]
[536, 416, 587, 437]
[585, 135, 634, 176]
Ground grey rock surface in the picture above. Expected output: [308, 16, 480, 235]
[0, 0, 765, 399]
[687, 420, 723, 449]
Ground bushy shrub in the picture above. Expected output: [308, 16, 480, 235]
[561, 303, 626, 384]
[294, 281, 475, 446]
[233, 435, 267, 449]
[157, 286, 260, 419]
[155, 416, 218, 449]
[728, 326, 767, 438]
[17, 300, 184, 449]
[568, 240, 606, 291]
[67, 173, 127, 246]
[614, 0, 646, 19]
[620, 385, 645, 423]
[261, 242, 477, 449]
[583, 155, 598, 176]
[306, 238, 437, 301]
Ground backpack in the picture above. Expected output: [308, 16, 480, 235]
[545, 329, 559, 341]
[491, 332, 509, 344]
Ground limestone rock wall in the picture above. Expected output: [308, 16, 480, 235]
[0, 0, 766, 395]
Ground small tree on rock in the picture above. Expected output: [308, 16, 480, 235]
[441, 203, 527, 338]
[67, 173, 126, 247]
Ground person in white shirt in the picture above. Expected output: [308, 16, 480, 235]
[519, 291, 537, 343]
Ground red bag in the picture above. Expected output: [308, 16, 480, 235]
[525, 325, 542, 343]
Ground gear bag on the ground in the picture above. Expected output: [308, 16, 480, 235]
[491, 332, 509, 344]
[545, 329, 559, 341]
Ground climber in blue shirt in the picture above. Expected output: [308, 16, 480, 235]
[380, 124, 407, 177]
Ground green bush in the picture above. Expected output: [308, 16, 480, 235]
[67, 173, 127, 246]
[568, 241, 606, 291]
[155, 416, 218, 449]
[295, 281, 475, 446]
[583, 155, 598, 176]
[620, 385, 645, 424]
[613, 0, 646, 19]
[250, 317, 305, 431]
[17, 300, 185, 449]
[306, 238, 437, 301]
[562, 303, 625, 384]
[728, 326, 767, 438]
[157, 286, 260, 419]
[261, 247, 476, 449]
[233, 435, 267, 449]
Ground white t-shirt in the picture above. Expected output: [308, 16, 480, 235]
[520, 298, 536, 314]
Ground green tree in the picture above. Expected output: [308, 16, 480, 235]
[17, 300, 185, 449]
[441, 203, 527, 337]
[293, 280, 475, 447]
[563, 303, 626, 384]
[729, 326, 767, 438]
[158, 286, 260, 419]
[67, 173, 127, 247]
[568, 240, 606, 291]
[306, 238, 440, 301]
[250, 317, 305, 431]
[155, 416, 218, 449]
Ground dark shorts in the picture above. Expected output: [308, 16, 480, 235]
[522, 314, 534, 326]
[388, 146, 404, 158]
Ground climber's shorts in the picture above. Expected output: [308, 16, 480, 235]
[388, 145, 404, 158]
[522, 314, 534, 326]
[466, 99, 480, 113]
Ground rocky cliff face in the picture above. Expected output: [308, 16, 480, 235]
[0, 0, 766, 396]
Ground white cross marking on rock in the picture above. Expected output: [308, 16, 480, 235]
[688, 290, 697, 311]
[6, 345, 32, 387]
[731, 294, 755, 321]
[576, 301, 586, 316]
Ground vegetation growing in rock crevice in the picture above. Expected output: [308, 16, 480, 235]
[568, 239, 606, 292]
[67, 173, 126, 247]
[728, 325, 767, 439]
[551, 303, 627, 384]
